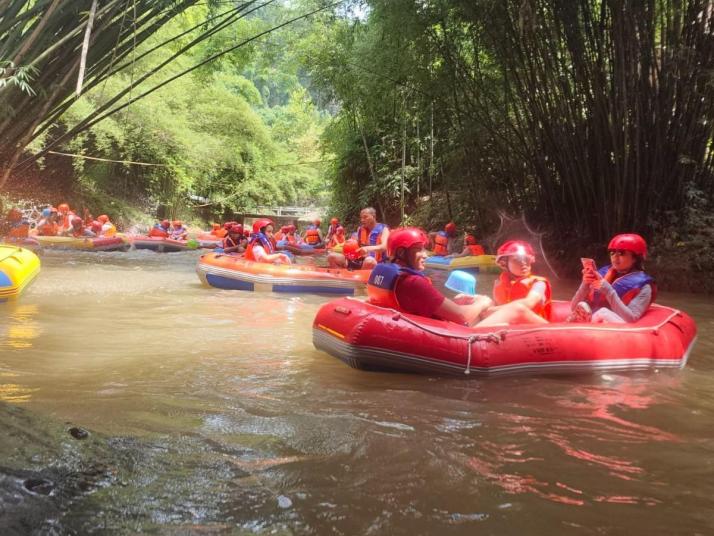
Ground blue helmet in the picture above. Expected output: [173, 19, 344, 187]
[41, 207, 51, 218]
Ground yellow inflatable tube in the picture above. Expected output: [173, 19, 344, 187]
[0, 245, 41, 300]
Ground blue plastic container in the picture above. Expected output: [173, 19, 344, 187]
[444, 270, 477, 295]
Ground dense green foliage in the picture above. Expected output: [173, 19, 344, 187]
[308, 0, 714, 243]
[2, 1, 331, 220]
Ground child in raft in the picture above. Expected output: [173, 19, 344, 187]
[245, 218, 291, 264]
[447, 233, 485, 258]
[568, 233, 655, 323]
[222, 224, 245, 254]
[368, 230, 551, 326]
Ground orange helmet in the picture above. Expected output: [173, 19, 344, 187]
[465, 234, 477, 245]
[342, 239, 362, 261]
[58, 203, 70, 213]
[212, 223, 220, 231]
[313, 218, 321, 226]
[330, 217, 339, 225]
[97, 214, 109, 223]
[496, 240, 535, 263]
[172, 220, 182, 227]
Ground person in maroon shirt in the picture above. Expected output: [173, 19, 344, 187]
[368, 227, 492, 325]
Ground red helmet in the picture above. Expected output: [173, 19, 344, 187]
[287, 224, 296, 232]
[496, 240, 535, 263]
[465, 234, 476, 245]
[444, 222, 457, 235]
[7, 208, 22, 221]
[161, 219, 170, 228]
[313, 218, 321, 226]
[58, 203, 70, 213]
[230, 224, 243, 234]
[608, 233, 648, 259]
[335, 226, 345, 235]
[97, 214, 109, 223]
[223, 222, 232, 230]
[342, 239, 361, 260]
[212, 223, 220, 230]
[243, 229, 251, 237]
[330, 217, 339, 225]
[91, 220, 102, 233]
[252, 218, 273, 233]
[71, 216, 83, 227]
[387, 227, 428, 257]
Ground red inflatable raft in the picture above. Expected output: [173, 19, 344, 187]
[313, 299, 697, 377]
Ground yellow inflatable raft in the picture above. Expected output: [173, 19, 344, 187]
[424, 254, 499, 273]
[0, 245, 41, 301]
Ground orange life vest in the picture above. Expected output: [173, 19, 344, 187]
[466, 244, 485, 256]
[7, 222, 29, 239]
[493, 272, 552, 321]
[37, 221, 58, 236]
[358, 223, 387, 262]
[433, 231, 449, 256]
[304, 227, 321, 245]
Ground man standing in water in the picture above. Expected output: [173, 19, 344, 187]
[328, 207, 389, 270]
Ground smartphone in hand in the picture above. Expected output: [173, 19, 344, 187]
[580, 258, 597, 272]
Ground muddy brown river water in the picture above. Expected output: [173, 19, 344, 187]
[1, 250, 713, 534]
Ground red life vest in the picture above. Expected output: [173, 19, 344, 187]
[433, 231, 449, 256]
[37, 220, 58, 236]
[149, 225, 169, 238]
[245, 233, 274, 262]
[493, 272, 552, 321]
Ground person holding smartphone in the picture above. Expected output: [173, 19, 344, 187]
[568, 233, 655, 323]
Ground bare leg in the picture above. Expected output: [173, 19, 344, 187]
[328, 252, 347, 268]
[361, 257, 377, 269]
[477, 302, 548, 326]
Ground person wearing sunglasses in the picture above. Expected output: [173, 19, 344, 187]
[480, 240, 551, 325]
[569, 233, 655, 323]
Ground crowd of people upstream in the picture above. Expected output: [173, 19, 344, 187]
[1, 202, 654, 327]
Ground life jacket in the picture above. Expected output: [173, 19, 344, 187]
[493, 271, 552, 321]
[286, 233, 298, 245]
[274, 231, 285, 242]
[170, 226, 186, 240]
[58, 212, 75, 232]
[304, 225, 321, 245]
[245, 232, 274, 262]
[367, 263, 425, 310]
[358, 223, 387, 262]
[433, 231, 449, 256]
[589, 265, 656, 310]
[466, 244, 485, 256]
[7, 220, 29, 239]
[213, 228, 227, 238]
[36, 219, 58, 236]
[149, 224, 169, 238]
